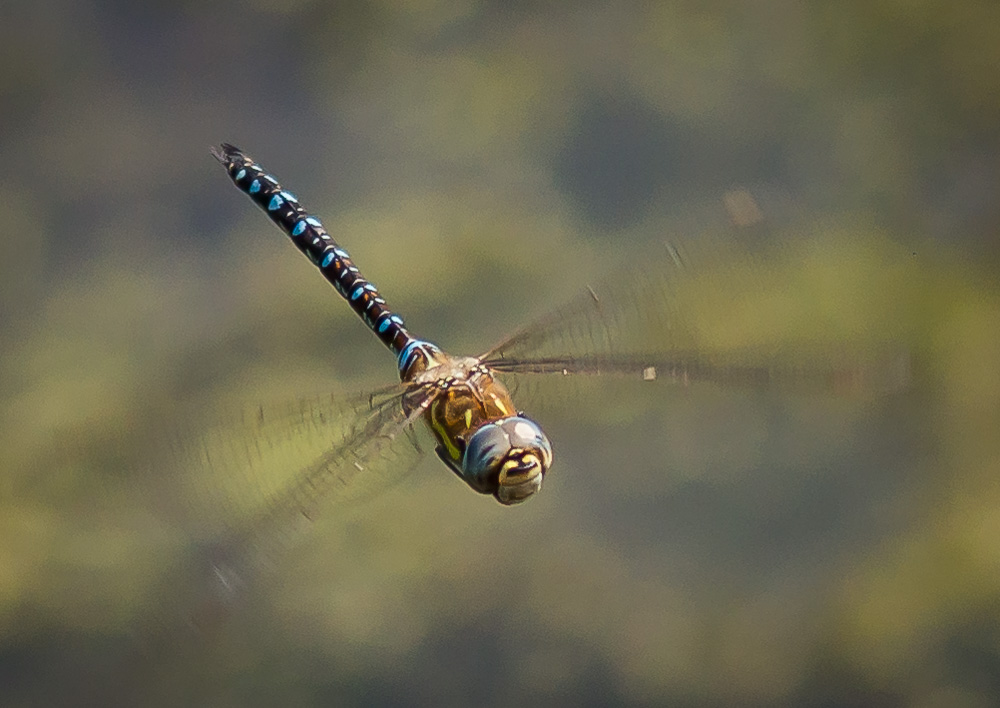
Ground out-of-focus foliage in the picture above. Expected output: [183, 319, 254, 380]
[1, 1, 998, 706]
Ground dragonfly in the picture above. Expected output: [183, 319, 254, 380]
[145, 144, 904, 614]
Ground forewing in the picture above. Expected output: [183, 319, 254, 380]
[481, 233, 911, 395]
[119, 382, 433, 639]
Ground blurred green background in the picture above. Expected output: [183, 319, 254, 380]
[2, 1, 999, 706]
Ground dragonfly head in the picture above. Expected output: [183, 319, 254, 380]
[462, 416, 553, 505]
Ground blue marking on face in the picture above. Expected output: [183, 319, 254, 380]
[235, 168, 246, 181]
[268, 195, 284, 211]
[292, 221, 306, 236]
[249, 179, 261, 194]
[351, 286, 365, 301]
[320, 251, 335, 268]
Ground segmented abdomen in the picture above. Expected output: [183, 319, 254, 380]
[212, 143, 414, 357]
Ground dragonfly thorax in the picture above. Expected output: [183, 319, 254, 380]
[398, 341, 553, 505]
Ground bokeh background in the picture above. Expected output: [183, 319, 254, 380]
[3, 1, 999, 706]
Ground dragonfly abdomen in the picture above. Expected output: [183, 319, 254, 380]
[212, 143, 414, 356]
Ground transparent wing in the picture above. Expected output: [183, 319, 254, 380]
[146, 382, 420, 534]
[124, 381, 433, 638]
[481, 232, 911, 395]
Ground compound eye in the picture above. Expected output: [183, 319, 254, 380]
[498, 417, 552, 468]
[462, 416, 553, 502]
[461, 422, 510, 494]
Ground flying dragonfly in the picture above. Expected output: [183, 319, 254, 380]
[144, 144, 906, 610]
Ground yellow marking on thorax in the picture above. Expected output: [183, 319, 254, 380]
[492, 394, 509, 416]
[464, 409, 472, 428]
[430, 398, 462, 461]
